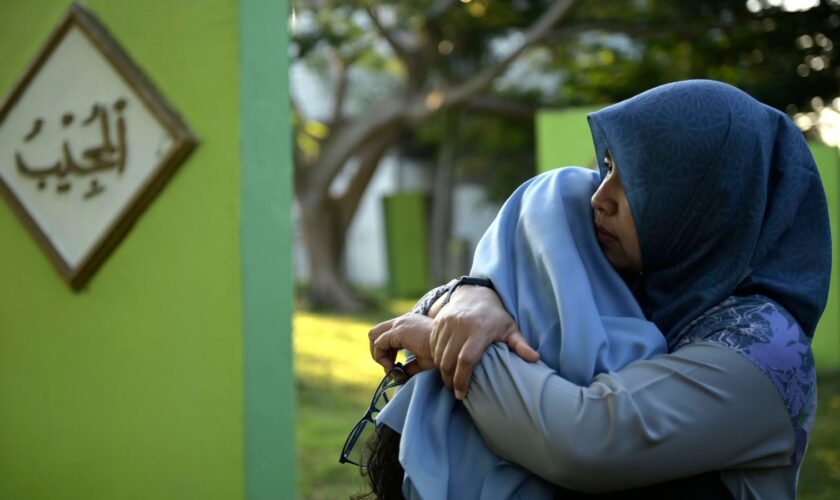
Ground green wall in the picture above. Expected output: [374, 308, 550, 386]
[383, 193, 431, 297]
[0, 0, 294, 499]
[536, 106, 603, 173]
[812, 144, 840, 370]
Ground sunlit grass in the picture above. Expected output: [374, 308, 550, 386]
[294, 299, 415, 500]
[294, 301, 840, 499]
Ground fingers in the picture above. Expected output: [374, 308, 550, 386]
[370, 313, 436, 373]
[372, 331, 400, 371]
[369, 319, 396, 370]
[451, 335, 488, 399]
[433, 314, 487, 394]
[369, 318, 393, 357]
[438, 339, 461, 388]
[403, 358, 434, 377]
[431, 314, 463, 388]
[403, 359, 422, 377]
[430, 318, 448, 367]
[506, 330, 540, 362]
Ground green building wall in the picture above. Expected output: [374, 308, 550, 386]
[537, 109, 840, 371]
[0, 1, 294, 499]
[383, 193, 431, 298]
[812, 145, 840, 370]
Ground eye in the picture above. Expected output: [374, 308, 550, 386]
[603, 160, 613, 176]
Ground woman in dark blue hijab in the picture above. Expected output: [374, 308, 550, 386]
[368, 80, 830, 498]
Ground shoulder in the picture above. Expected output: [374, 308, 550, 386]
[674, 294, 816, 465]
[674, 295, 808, 356]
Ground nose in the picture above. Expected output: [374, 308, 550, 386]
[591, 177, 617, 216]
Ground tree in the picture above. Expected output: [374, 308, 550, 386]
[292, 0, 579, 311]
[292, 0, 840, 311]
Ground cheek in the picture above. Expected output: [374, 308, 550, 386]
[619, 205, 641, 253]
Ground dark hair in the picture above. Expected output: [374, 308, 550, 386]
[352, 424, 405, 500]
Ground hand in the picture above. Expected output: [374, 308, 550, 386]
[431, 286, 539, 399]
[369, 313, 436, 376]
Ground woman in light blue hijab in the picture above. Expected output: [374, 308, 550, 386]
[366, 80, 830, 498]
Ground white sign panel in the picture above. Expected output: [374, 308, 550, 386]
[0, 4, 196, 289]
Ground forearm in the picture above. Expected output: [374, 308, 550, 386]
[462, 342, 794, 493]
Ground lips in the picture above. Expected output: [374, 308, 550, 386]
[596, 224, 618, 244]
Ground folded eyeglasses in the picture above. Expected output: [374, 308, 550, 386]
[339, 362, 408, 467]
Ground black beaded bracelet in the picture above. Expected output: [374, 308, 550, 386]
[412, 279, 458, 316]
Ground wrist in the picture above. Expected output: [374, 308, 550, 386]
[442, 276, 495, 307]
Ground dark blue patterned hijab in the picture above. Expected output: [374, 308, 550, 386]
[587, 80, 831, 342]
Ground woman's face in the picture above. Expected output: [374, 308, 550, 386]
[591, 153, 642, 273]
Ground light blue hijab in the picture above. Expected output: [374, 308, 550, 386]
[377, 166, 667, 499]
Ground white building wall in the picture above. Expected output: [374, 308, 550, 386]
[342, 155, 431, 287]
[451, 185, 502, 273]
[295, 158, 503, 288]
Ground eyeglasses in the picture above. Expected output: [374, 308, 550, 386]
[339, 362, 408, 467]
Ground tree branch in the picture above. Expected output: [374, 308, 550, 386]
[545, 20, 706, 42]
[290, 94, 308, 190]
[460, 95, 537, 121]
[334, 127, 402, 235]
[425, 0, 459, 23]
[301, 0, 577, 212]
[330, 52, 350, 125]
[408, 0, 580, 119]
[298, 101, 406, 212]
[365, 5, 414, 68]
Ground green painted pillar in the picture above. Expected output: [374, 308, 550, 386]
[536, 106, 603, 173]
[812, 143, 840, 371]
[241, 0, 296, 498]
[383, 192, 431, 297]
[0, 1, 295, 498]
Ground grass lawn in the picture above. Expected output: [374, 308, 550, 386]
[295, 303, 840, 499]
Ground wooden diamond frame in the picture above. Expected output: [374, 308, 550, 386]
[0, 3, 197, 290]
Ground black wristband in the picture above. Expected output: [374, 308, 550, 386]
[441, 276, 495, 307]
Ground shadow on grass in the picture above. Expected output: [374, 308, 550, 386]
[296, 367, 384, 500]
[799, 370, 840, 500]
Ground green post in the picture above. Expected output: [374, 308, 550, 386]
[383, 192, 431, 297]
[241, 0, 296, 498]
[812, 143, 840, 371]
[536, 106, 603, 173]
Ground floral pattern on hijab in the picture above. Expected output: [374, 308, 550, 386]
[672, 295, 816, 464]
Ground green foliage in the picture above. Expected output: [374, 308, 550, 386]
[294, 0, 840, 200]
[412, 104, 537, 203]
[555, 0, 840, 112]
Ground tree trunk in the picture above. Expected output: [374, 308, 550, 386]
[293, 0, 581, 311]
[300, 198, 371, 312]
[429, 112, 458, 284]
[298, 126, 403, 312]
